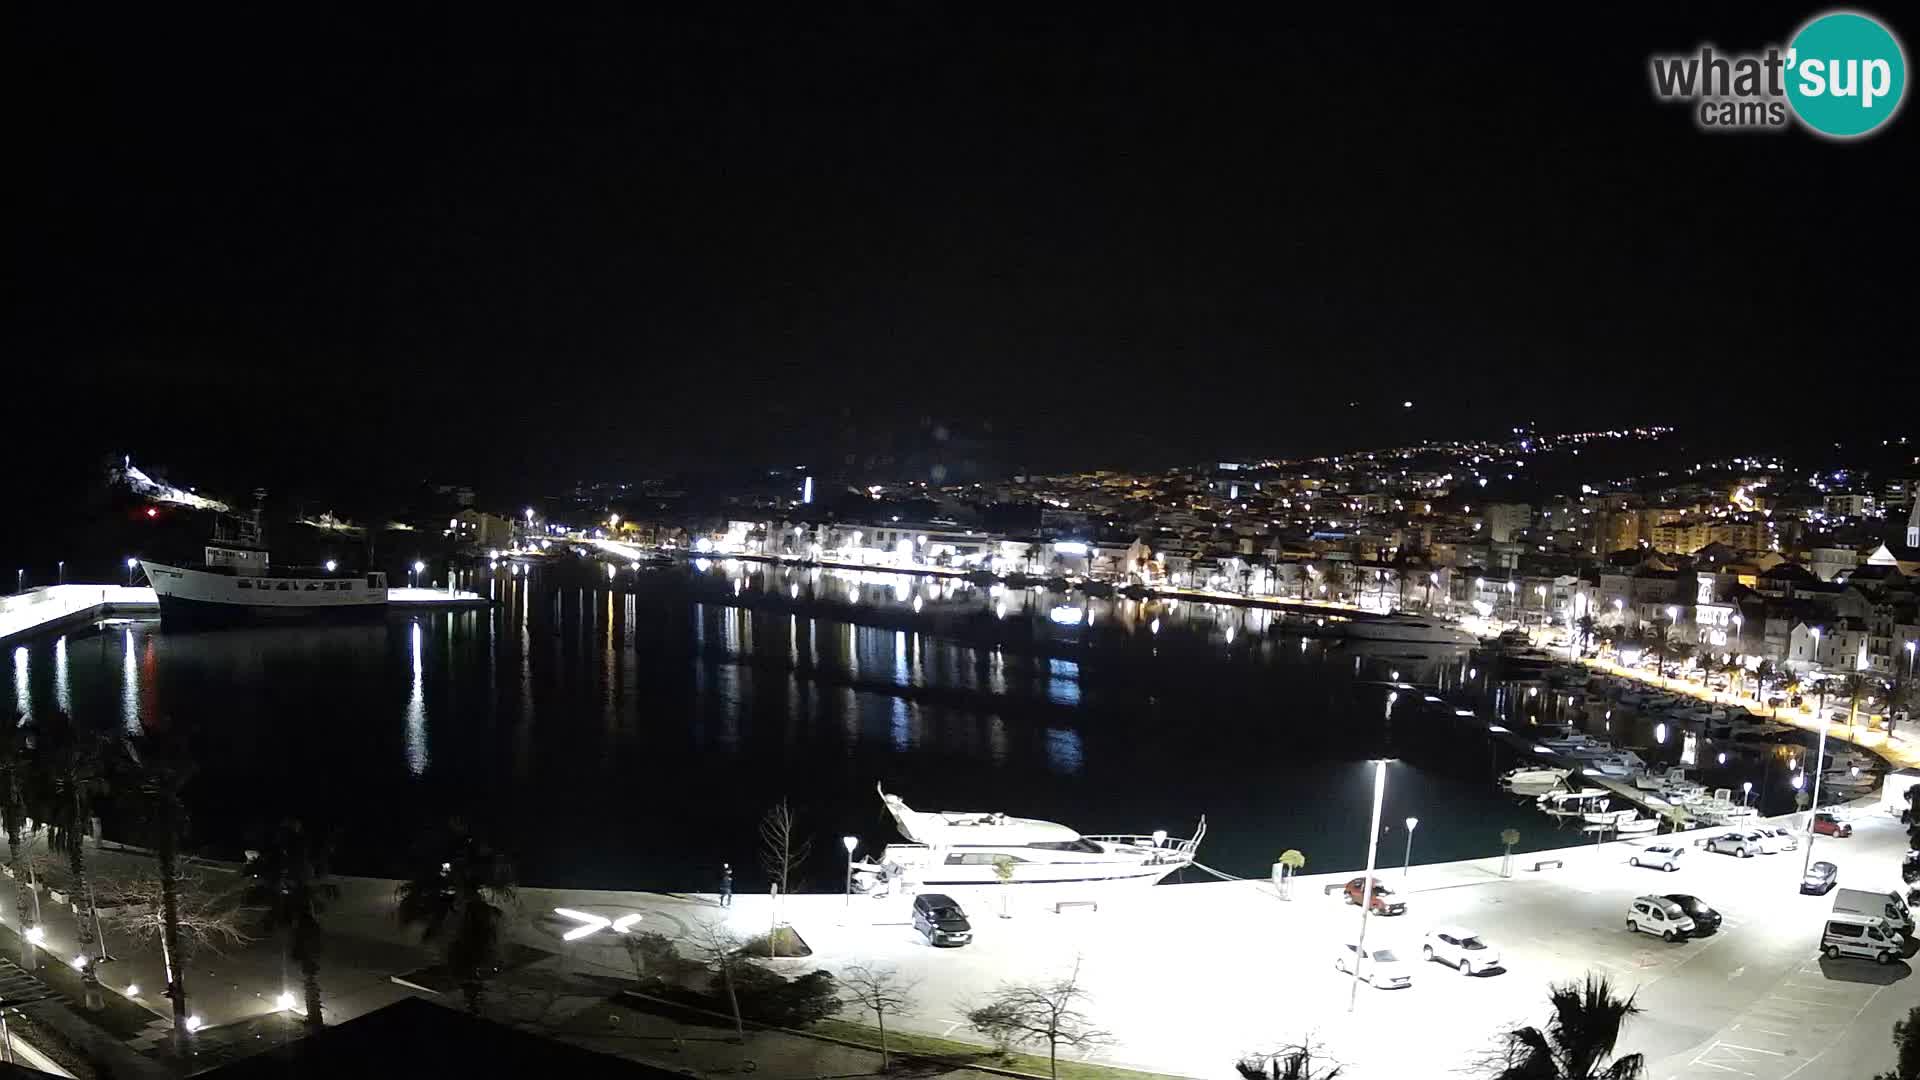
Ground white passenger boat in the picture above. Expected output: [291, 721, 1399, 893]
[141, 502, 388, 626]
[861, 784, 1204, 889]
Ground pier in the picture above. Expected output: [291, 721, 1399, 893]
[0, 583, 489, 646]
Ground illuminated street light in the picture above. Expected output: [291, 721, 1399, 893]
[126, 557, 139, 587]
[1348, 759, 1391, 1013]
[842, 836, 859, 909]
[1800, 708, 1832, 882]
[411, 559, 426, 588]
[1402, 817, 1419, 880]
[324, 560, 337, 573]
[1741, 781, 1752, 806]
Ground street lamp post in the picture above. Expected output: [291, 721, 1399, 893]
[841, 835, 858, 909]
[1403, 817, 1419, 880]
[1799, 719, 1831, 882]
[1348, 759, 1390, 1014]
[411, 560, 426, 588]
[1741, 781, 1753, 807]
[125, 557, 139, 587]
[56, 561, 64, 586]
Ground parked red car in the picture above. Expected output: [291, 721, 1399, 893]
[1343, 877, 1407, 915]
[1812, 813, 1853, 838]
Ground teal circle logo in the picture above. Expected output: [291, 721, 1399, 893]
[1786, 11, 1907, 137]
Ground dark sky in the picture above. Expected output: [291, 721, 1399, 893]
[12, 5, 1915, 494]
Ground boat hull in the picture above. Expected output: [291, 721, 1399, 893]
[1341, 617, 1473, 645]
[143, 561, 388, 627]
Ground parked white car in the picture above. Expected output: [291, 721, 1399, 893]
[1422, 927, 1502, 975]
[1629, 844, 1687, 872]
[1335, 942, 1413, 988]
[1759, 826, 1799, 852]
[1627, 895, 1696, 942]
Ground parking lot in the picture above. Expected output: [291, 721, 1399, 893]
[740, 804, 1915, 1077]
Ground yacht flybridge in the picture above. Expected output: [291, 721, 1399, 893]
[860, 784, 1204, 890]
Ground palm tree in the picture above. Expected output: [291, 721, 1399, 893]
[1320, 563, 1350, 603]
[1643, 619, 1674, 680]
[1669, 642, 1696, 680]
[1494, 974, 1646, 1079]
[1295, 563, 1315, 600]
[0, 715, 38, 965]
[1574, 615, 1599, 657]
[1754, 659, 1778, 706]
[245, 820, 338, 1033]
[29, 711, 116, 1009]
[1839, 673, 1872, 736]
[121, 718, 197, 1053]
[395, 820, 517, 1014]
[1275, 849, 1306, 899]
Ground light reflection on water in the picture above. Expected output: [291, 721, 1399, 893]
[0, 559, 1825, 891]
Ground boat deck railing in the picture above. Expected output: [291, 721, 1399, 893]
[1087, 816, 1208, 862]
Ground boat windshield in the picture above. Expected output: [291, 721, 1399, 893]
[1025, 839, 1103, 853]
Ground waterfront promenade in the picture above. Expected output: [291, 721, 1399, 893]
[3, 800, 1907, 1079]
[1583, 654, 1920, 773]
[0, 584, 489, 646]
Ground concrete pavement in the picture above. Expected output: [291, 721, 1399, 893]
[0, 802, 1910, 1078]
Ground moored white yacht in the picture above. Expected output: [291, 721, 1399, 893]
[858, 784, 1204, 890]
[1339, 614, 1474, 645]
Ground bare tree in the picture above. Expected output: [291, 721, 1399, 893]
[1236, 1036, 1345, 1079]
[97, 859, 255, 1043]
[687, 919, 748, 1043]
[965, 959, 1110, 1079]
[841, 964, 918, 1071]
[95, 861, 255, 957]
[758, 799, 812, 896]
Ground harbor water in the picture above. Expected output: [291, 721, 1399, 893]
[4, 559, 1818, 891]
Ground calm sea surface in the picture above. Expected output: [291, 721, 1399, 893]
[5, 560, 1814, 891]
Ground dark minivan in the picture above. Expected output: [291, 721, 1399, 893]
[912, 893, 973, 947]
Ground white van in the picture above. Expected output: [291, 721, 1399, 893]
[1822, 916, 1901, 964]
[1833, 888, 1915, 936]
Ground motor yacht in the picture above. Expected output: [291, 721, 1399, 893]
[1338, 614, 1475, 645]
[860, 784, 1205, 890]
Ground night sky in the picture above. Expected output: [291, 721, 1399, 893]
[13, 5, 1915, 493]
